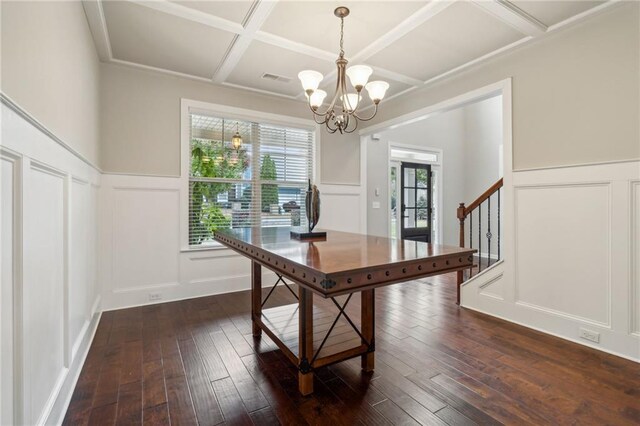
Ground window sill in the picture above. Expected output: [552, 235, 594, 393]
[180, 244, 229, 253]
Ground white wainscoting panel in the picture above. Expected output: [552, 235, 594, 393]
[1, 100, 101, 425]
[112, 187, 180, 293]
[69, 178, 90, 359]
[23, 162, 66, 426]
[461, 160, 640, 362]
[100, 175, 364, 310]
[515, 183, 610, 326]
[318, 184, 364, 234]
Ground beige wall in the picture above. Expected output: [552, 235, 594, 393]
[1, 1, 101, 166]
[101, 63, 361, 183]
[320, 131, 360, 185]
[369, 2, 640, 170]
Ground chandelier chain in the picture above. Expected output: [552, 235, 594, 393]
[339, 17, 345, 58]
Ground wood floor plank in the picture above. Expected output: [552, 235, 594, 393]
[115, 380, 142, 425]
[165, 375, 198, 426]
[143, 402, 171, 426]
[210, 329, 270, 412]
[142, 359, 167, 409]
[177, 336, 225, 425]
[211, 377, 254, 425]
[249, 406, 281, 425]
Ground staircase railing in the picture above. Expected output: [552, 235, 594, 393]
[455, 177, 503, 304]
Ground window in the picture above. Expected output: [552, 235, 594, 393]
[188, 112, 314, 246]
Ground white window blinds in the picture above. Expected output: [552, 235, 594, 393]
[188, 113, 314, 246]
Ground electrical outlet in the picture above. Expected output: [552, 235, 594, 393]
[579, 327, 600, 343]
[148, 292, 162, 301]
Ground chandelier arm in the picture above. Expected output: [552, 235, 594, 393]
[326, 119, 339, 133]
[343, 115, 359, 133]
[312, 114, 329, 126]
[352, 103, 379, 122]
[307, 96, 336, 120]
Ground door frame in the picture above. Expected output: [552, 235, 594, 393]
[359, 78, 513, 305]
[388, 144, 443, 242]
[400, 162, 432, 242]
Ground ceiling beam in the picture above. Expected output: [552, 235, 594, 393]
[213, 0, 279, 83]
[303, 0, 454, 97]
[350, 0, 454, 65]
[129, 0, 244, 35]
[370, 66, 424, 88]
[82, 0, 112, 61]
[471, 0, 547, 37]
[253, 31, 336, 62]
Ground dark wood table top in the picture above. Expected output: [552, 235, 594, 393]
[214, 227, 475, 297]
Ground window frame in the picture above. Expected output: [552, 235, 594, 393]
[180, 98, 319, 251]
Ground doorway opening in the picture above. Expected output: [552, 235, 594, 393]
[361, 80, 510, 280]
[389, 146, 442, 243]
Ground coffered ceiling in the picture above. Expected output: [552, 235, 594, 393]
[84, 0, 612, 104]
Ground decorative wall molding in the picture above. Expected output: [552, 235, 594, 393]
[513, 181, 612, 328]
[0, 94, 101, 173]
[1, 102, 101, 425]
[478, 272, 504, 300]
[100, 172, 365, 311]
[461, 160, 640, 362]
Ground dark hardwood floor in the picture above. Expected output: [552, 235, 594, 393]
[63, 273, 640, 425]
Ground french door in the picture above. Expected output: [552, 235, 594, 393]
[400, 162, 432, 242]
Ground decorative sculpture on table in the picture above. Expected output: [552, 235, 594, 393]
[291, 180, 327, 240]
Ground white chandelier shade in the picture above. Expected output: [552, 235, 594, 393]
[298, 6, 389, 134]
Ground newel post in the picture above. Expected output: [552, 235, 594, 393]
[456, 203, 466, 305]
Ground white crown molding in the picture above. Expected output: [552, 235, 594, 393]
[422, 35, 531, 86]
[369, 66, 424, 88]
[471, 0, 547, 37]
[220, 82, 302, 101]
[81, 0, 112, 61]
[85, 0, 622, 108]
[213, 0, 279, 83]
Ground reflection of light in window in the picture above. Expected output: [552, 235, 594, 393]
[390, 148, 438, 163]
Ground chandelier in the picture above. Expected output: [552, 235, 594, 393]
[298, 6, 389, 134]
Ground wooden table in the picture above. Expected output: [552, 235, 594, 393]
[214, 227, 475, 395]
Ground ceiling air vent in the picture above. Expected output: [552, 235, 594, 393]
[261, 73, 292, 84]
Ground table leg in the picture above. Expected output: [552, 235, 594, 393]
[298, 286, 314, 395]
[361, 289, 375, 372]
[251, 260, 262, 337]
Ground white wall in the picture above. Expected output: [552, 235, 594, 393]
[463, 96, 503, 258]
[369, 107, 466, 243]
[462, 160, 640, 362]
[463, 96, 503, 201]
[1, 100, 101, 425]
[367, 96, 502, 247]
[1, 1, 101, 166]
[98, 173, 364, 311]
